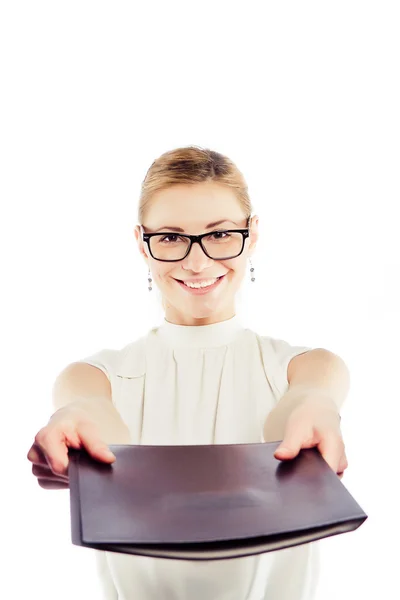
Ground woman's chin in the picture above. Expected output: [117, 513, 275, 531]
[179, 299, 233, 321]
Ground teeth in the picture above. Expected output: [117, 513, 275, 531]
[183, 278, 218, 289]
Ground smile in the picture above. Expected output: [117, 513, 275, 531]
[174, 274, 226, 294]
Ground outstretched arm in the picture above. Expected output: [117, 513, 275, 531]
[263, 349, 350, 477]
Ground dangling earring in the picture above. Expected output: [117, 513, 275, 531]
[249, 259, 255, 283]
[148, 268, 153, 292]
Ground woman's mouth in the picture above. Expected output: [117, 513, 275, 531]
[174, 274, 226, 295]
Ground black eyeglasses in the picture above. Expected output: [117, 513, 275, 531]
[141, 218, 251, 262]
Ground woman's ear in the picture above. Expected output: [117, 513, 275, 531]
[248, 215, 259, 255]
[134, 225, 150, 263]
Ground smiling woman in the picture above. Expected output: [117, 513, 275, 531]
[134, 148, 259, 325]
[28, 145, 349, 600]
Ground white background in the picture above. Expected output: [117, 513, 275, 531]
[1, 1, 399, 599]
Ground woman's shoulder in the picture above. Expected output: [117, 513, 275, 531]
[76, 330, 155, 380]
[243, 324, 310, 348]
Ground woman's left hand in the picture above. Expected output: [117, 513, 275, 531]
[273, 390, 348, 479]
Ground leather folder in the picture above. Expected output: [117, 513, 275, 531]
[68, 442, 367, 560]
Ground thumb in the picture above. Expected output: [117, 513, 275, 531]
[77, 421, 116, 463]
[274, 419, 313, 460]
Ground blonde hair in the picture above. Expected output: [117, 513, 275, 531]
[138, 146, 253, 223]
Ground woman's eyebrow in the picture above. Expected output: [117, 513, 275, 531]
[153, 220, 239, 233]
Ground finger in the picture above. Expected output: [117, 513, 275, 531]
[274, 418, 314, 460]
[77, 422, 116, 463]
[32, 464, 69, 481]
[318, 432, 344, 473]
[37, 478, 69, 490]
[34, 429, 70, 476]
[337, 450, 349, 474]
[29, 419, 80, 465]
[27, 444, 48, 465]
[37, 420, 86, 474]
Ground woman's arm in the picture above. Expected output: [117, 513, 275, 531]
[287, 348, 350, 410]
[52, 362, 131, 445]
[264, 349, 349, 437]
[27, 363, 131, 488]
[264, 349, 349, 476]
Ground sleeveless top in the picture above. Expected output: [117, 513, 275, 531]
[77, 315, 320, 600]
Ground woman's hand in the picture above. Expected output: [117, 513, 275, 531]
[269, 388, 348, 478]
[27, 405, 116, 490]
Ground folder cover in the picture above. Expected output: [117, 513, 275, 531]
[68, 442, 367, 560]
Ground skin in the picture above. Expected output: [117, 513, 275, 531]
[134, 181, 259, 326]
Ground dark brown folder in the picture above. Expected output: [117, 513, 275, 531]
[68, 442, 367, 561]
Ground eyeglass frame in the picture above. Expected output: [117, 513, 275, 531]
[141, 216, 251, 262]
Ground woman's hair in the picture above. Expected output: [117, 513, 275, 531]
[138, 146, 253, 223]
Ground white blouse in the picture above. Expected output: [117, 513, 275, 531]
[78, 315, 320, 600]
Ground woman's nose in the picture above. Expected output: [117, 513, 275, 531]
[182, 241, 213, 271]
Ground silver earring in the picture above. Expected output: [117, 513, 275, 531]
[249, 259, 255, 282]
[148, 268, 153, 292]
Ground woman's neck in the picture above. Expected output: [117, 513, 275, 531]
[164, 306, 236, 326]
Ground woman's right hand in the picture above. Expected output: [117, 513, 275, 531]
[27, 406, 116, 490]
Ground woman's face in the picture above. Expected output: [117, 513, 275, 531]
[134, 182, 259, 326]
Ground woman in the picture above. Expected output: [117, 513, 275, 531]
[27, 146, 349, 600]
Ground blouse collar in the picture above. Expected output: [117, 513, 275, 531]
[156, 314, 244, 349]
